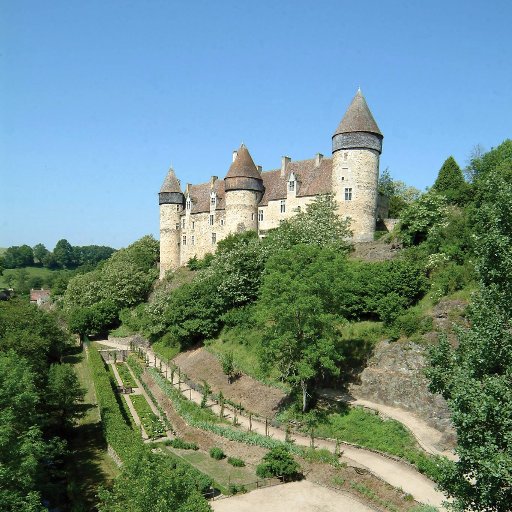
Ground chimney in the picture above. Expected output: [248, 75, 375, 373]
[257, 165, 262, 173]
[281, 156, 291, 177]
[210, 176, 218, 188]
[232, 150, 238, 163]
[185, 183, 191, 195]
[315, 153, 323, 167]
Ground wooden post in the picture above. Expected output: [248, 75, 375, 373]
[249, 413, 252, 431]
[189, 388, 192, 400]
[310, 428, 314, 448]
[285, 422, 291, 443]
[265, 417, 268, 437]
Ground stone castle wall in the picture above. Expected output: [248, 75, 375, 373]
[332, 148, 380, 241]
[159, 203, 181, 278]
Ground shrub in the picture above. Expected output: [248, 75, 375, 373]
[209, 447, 225, 460]
[256, 446, 301, 481]
[168, 438, 198, 450]
[228, 483, 247, 495]
[227, 457, 245, 467]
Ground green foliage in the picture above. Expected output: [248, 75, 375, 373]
[209, 447, 225, 460]
[228, 483, 247, 494]
[426, 142, 512, 511]
[378, 168, 421, 218]
[257, 245, 343, 411]
[115, 363, 137, 388]
[256, 446, 301, 481]
[2, 244, 34, 268]
[432, 156, 469, 205]
[52, 239, 76, 269]
[399, 192, 448, 246]
[167, 438, 199, 450]
[227, 456, 245, 467]
[130, 395, 165, 438]
[64, 236, 158, 334]
[97, 449, 211, 512]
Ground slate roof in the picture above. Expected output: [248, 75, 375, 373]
[160, 167, 182, 193]
[225, 144, 261, 180]
[334, 89, 382, 136]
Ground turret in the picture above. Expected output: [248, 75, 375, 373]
[224, 144, 264, 234]
[332, 89, 383, 241]
[159, 167, 184, 278]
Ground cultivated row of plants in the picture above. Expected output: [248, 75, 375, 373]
[130, 395, 166, 439]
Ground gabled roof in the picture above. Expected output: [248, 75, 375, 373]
[225, 144, 261, 180]
[333, 89, 382, 136]
[184, 179, 226, 214]
[160, 167, 182, 193]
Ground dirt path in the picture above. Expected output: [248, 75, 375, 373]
[100, 340, 447, 509]
[351, 398, 457, 461]
[211, 480, 377, 512]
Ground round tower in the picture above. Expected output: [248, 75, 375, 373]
[224, 144, 264, 235]
[158, 167, 184, 278]
[332, 89, 383, 241]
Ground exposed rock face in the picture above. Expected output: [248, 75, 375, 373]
[350, 339, 456, 449]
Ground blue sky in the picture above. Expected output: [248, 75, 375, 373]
[1, 0, 511, 249]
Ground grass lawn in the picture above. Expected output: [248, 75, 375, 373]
[151, 339, 181, 362]
[167, 447, 257, 490]
[64, 347, 120, 509]
[0, 266, 56, 287]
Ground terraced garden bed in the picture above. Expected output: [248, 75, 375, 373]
[116, 362, 137, 388]
[130, 395, 166, 438]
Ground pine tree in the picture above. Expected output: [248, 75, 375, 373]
[432, 156, 468, 205]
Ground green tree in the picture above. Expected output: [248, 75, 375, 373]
[432, 156, 469, 205]
[0, 352, 46, 512]
[256, 446, 301, 481]
[2, 245, 34, 268]
[426, 160, 512, 511]
[257, 245, 343, 412]
[53, 239, 76, 269]
[378, 169, 421, 218]
[32, 244, 49, 266]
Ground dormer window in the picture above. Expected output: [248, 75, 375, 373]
[288, 172, 297, 192]
[210, 192, 216, 207]
[186, 197, 192, 210]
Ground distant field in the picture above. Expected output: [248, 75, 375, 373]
[0, 266, 56, 288]
[0, 247, 6, 256]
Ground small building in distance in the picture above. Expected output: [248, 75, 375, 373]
[30, 289, 51, 306]
[158, 89, 389, 277]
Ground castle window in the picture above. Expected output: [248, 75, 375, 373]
[211, 193, 216, 207]
[280, 200, 286, 213]
[220, 219, 224, 226]
[191, 235, 195, 246]
[251, 213, 255, 221]
[344, 187, 353, 201]
[186, 197, 191, 210]
[212, 233, 217, 244]
[209, 214, 214, 226]
[258, 209, 263, 221]
[192, 221, 195, 230]
[182, 235, 187, 246]
[176, 204, 180, 212]
[288, 180, 295, 191]
[175, 223, 179, 230]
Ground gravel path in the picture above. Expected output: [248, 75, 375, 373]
[211, 480, 376, 512]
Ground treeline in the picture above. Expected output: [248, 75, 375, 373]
[1, 239, 116, 270]
[0, 299, 84, 511]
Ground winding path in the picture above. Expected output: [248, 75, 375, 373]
[100, 339, 448, 510]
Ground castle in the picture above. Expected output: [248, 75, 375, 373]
[158, 90, 388, 277]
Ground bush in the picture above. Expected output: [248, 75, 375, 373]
[168, 438, 199, 450]
[228, 483, 247, 495]
[256, 446, 301, 481]
[227, 456, 245, 467]
[209, 447, 225, 460]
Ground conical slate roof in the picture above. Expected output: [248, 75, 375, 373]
[334, 90, 382, 136]
[225, 144, 261, 180]
[160, 167, 182, 193]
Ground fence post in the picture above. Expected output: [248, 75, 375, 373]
[249, 413, 252, 431]
[265, 417, 268, 436]
[310, 428, 314, 448]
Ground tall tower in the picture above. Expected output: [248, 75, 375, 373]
[332, 89, 383, 241]
[224, 144, 264, 234]
[158, 167, 184, 278]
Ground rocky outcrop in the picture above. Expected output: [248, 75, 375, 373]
[350, 339, 456, 450]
